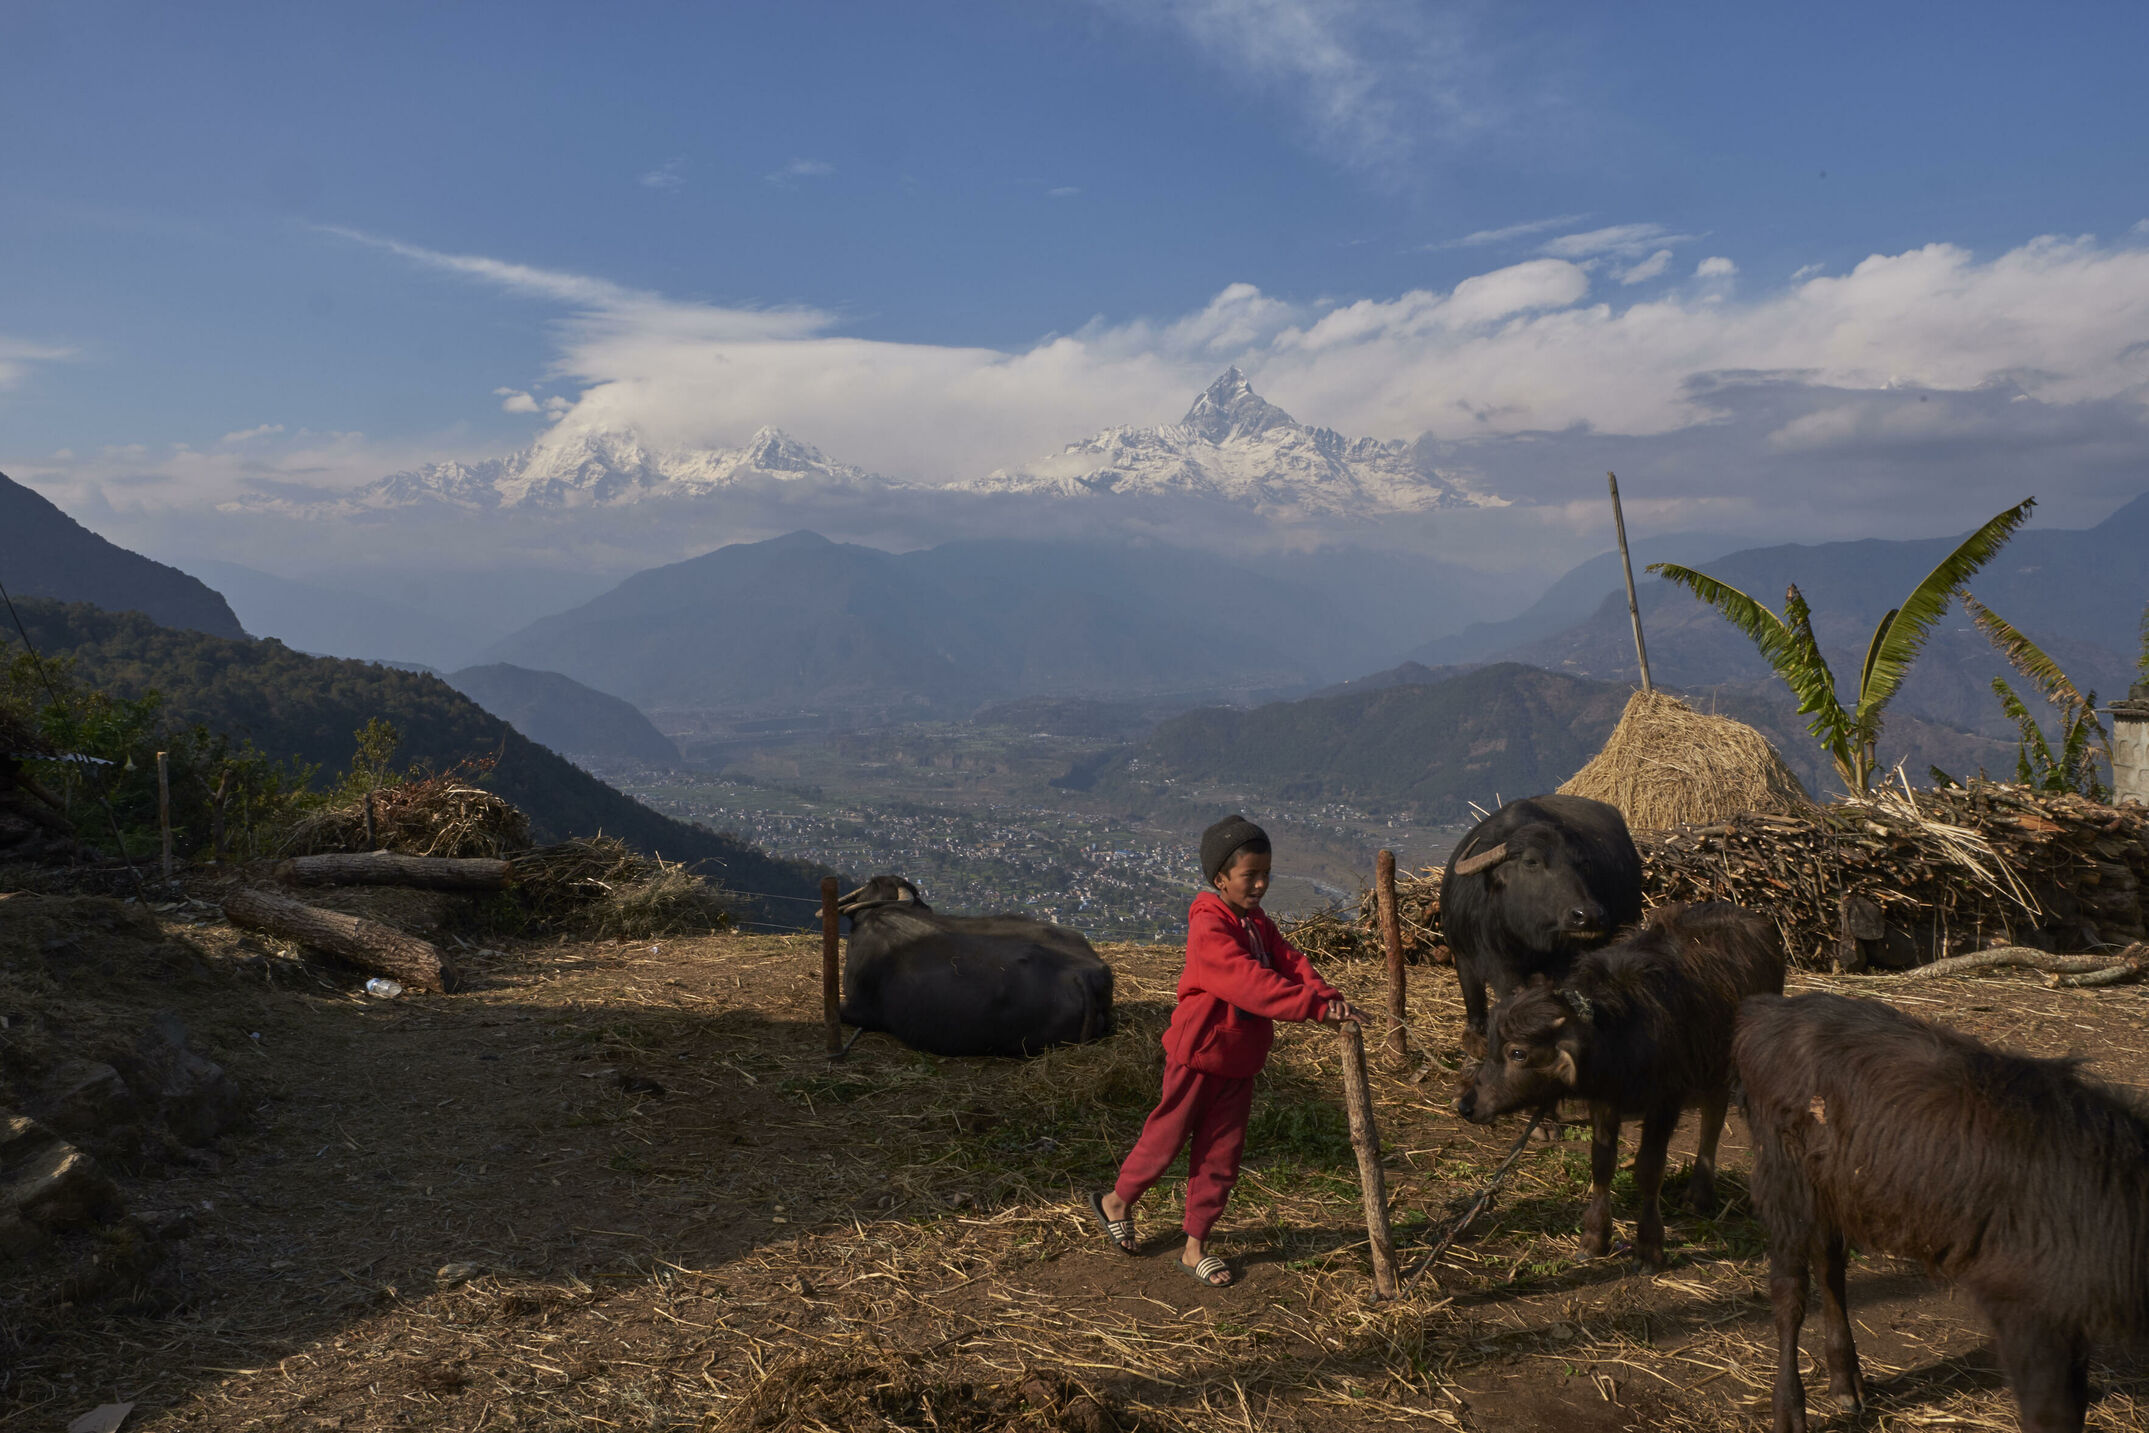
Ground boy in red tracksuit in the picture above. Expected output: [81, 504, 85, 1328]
[1088, 815, 1364, 1287]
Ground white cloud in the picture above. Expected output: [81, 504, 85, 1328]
[1432, 213, 1591, 250]
[1617, 249, 1673, 285]
[218, 423, 286, 444]
[544, 395, 571, 413]
[1089, 0, 1493, 181]
[1047, 186, 1082, 198]
[639, 157, 687, 191]
[765, 158, 834, 185]
[1541, 223, 1697, 261]
[307, 229, 2149, 504]
[0, 335, 75, 388]
[494, 388, 542, 414]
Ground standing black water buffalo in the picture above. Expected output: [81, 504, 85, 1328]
[1439, 794, 1643, 1056]
[835, 876, 1114, 1058]
[1738, 992, 2149, 1433]
[1454, 902, 1787, 1267]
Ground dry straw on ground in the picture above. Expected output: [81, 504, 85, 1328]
[280, 773, 532, 860]
[1558, 689, 1811, 832]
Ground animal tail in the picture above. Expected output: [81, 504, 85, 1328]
[1078, 972, 1098, 1044]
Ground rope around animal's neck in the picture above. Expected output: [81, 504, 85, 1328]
[1403, 1107, 1547, 1286]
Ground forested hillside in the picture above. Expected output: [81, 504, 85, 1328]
[6, 600, 831, 923]
[1, 471, 245, 638]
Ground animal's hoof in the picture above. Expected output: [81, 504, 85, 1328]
[1633, 1242, 1667, 1270]
[1684, 1183, 1716, 1214]
[1831, 1392, 1864, 1414]
[1579, 1233, 1610, 1259]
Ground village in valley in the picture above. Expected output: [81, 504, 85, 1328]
[7, 10, 2149, 1433]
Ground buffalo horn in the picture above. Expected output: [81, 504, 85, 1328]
[1449, 842, 1509, 877]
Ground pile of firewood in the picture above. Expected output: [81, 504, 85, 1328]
[1288, 783, 2148, 971]
[1644, 782, 2145, 968]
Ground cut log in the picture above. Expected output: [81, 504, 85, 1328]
[273, 852, 512, 891]
[1337, 1021, 1400, 1299]
[222, 885, 458, 993]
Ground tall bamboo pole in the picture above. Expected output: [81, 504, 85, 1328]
[155, 750, 173, 881]
[1608, 472, 1653, 693]
[1338, 1020, 1400, 1298]
[821, 876, 843, 1056]
[1375, 849, 1410, 1070]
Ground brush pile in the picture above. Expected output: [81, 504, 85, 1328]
[1290, 782, 2149, 971]
[280, 772, 530, 860]
[275, 779, 730, 937]
[1558, 689, 1812, 831]
[1288, 867, 1448, 965]
[510, 836, 733, 938]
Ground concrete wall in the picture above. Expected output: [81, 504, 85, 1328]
[2114, 708, 2149, 806]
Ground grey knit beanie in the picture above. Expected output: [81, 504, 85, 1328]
[1201, 814, 1269, 885]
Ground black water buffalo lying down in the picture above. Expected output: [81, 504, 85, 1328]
[835, 876, 1114, 1058]
[1439, 794, 1643, 1056]
[1737, 993, 2149, 1433]
[1455, 901, 1786, 1267]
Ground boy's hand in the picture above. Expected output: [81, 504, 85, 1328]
[1321, 998, 1370, 1026]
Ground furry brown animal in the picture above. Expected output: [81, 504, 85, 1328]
[1454, 901, 1785, 1267]
[1736, 992, 2149, 1433]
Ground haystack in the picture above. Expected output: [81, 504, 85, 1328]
[1558, 689, 1811, 832]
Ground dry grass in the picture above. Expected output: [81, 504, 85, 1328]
[6, 898, 2149, 1432]
[1560, 690, 1813, 833]
[512, 836, 734, 938]
[281, 774, 531, 859]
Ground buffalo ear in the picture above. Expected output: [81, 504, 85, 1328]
[1551, 1047, 1580, 1087]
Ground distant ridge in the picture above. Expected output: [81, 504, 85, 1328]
[447, 663, 680, 767]
[1, 470, 245, 638]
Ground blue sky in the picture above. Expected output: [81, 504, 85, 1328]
[5, 1, 2149, 561]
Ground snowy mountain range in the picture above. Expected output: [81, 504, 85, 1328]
[235, 370, 1500, 519]
[235, 425, 871, 515]
[955, 368, 1499, 515]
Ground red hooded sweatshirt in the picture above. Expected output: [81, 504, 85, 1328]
[1160, 891, 1343, 1078]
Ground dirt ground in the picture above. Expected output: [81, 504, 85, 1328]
[5, 894, 2149, 1432]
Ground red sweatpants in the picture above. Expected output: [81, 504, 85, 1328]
[1112, 1062, 1255, 1239]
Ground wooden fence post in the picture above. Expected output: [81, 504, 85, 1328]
[821, 876, 843, 1057]
[155, 750, 173, 882]
[1338, 1020, 1401, 1298]
[1376, 849, 1410, 1070]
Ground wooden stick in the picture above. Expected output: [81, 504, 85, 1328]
[155, 750, 173, 881]
[1337, 1020, 1400, 1298]
[821, 875, 843, 1057]
[221, 885, 457, 993]
[1892, 945, 2124, 980]
[1607, 472, 1653, 693]
[274, 851, 513, 890]
[1405, 1108, 1545, 1285]
[1375, 849, 1410, 1071]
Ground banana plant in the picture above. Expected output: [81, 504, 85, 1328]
[1962, 593, 2109, 799]
[1649, 497, 2036, 793]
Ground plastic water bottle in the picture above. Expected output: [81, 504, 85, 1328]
[365, 977, 404, 998]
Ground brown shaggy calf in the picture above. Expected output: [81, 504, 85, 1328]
[1737, 992, 2149, 1433]
[1454, 901, 1785, 1267]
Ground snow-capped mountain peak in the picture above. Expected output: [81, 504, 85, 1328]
[232, 423, 878, 515]
[954, 370, 1502, 516]
[1181, 366, 1295, 444]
